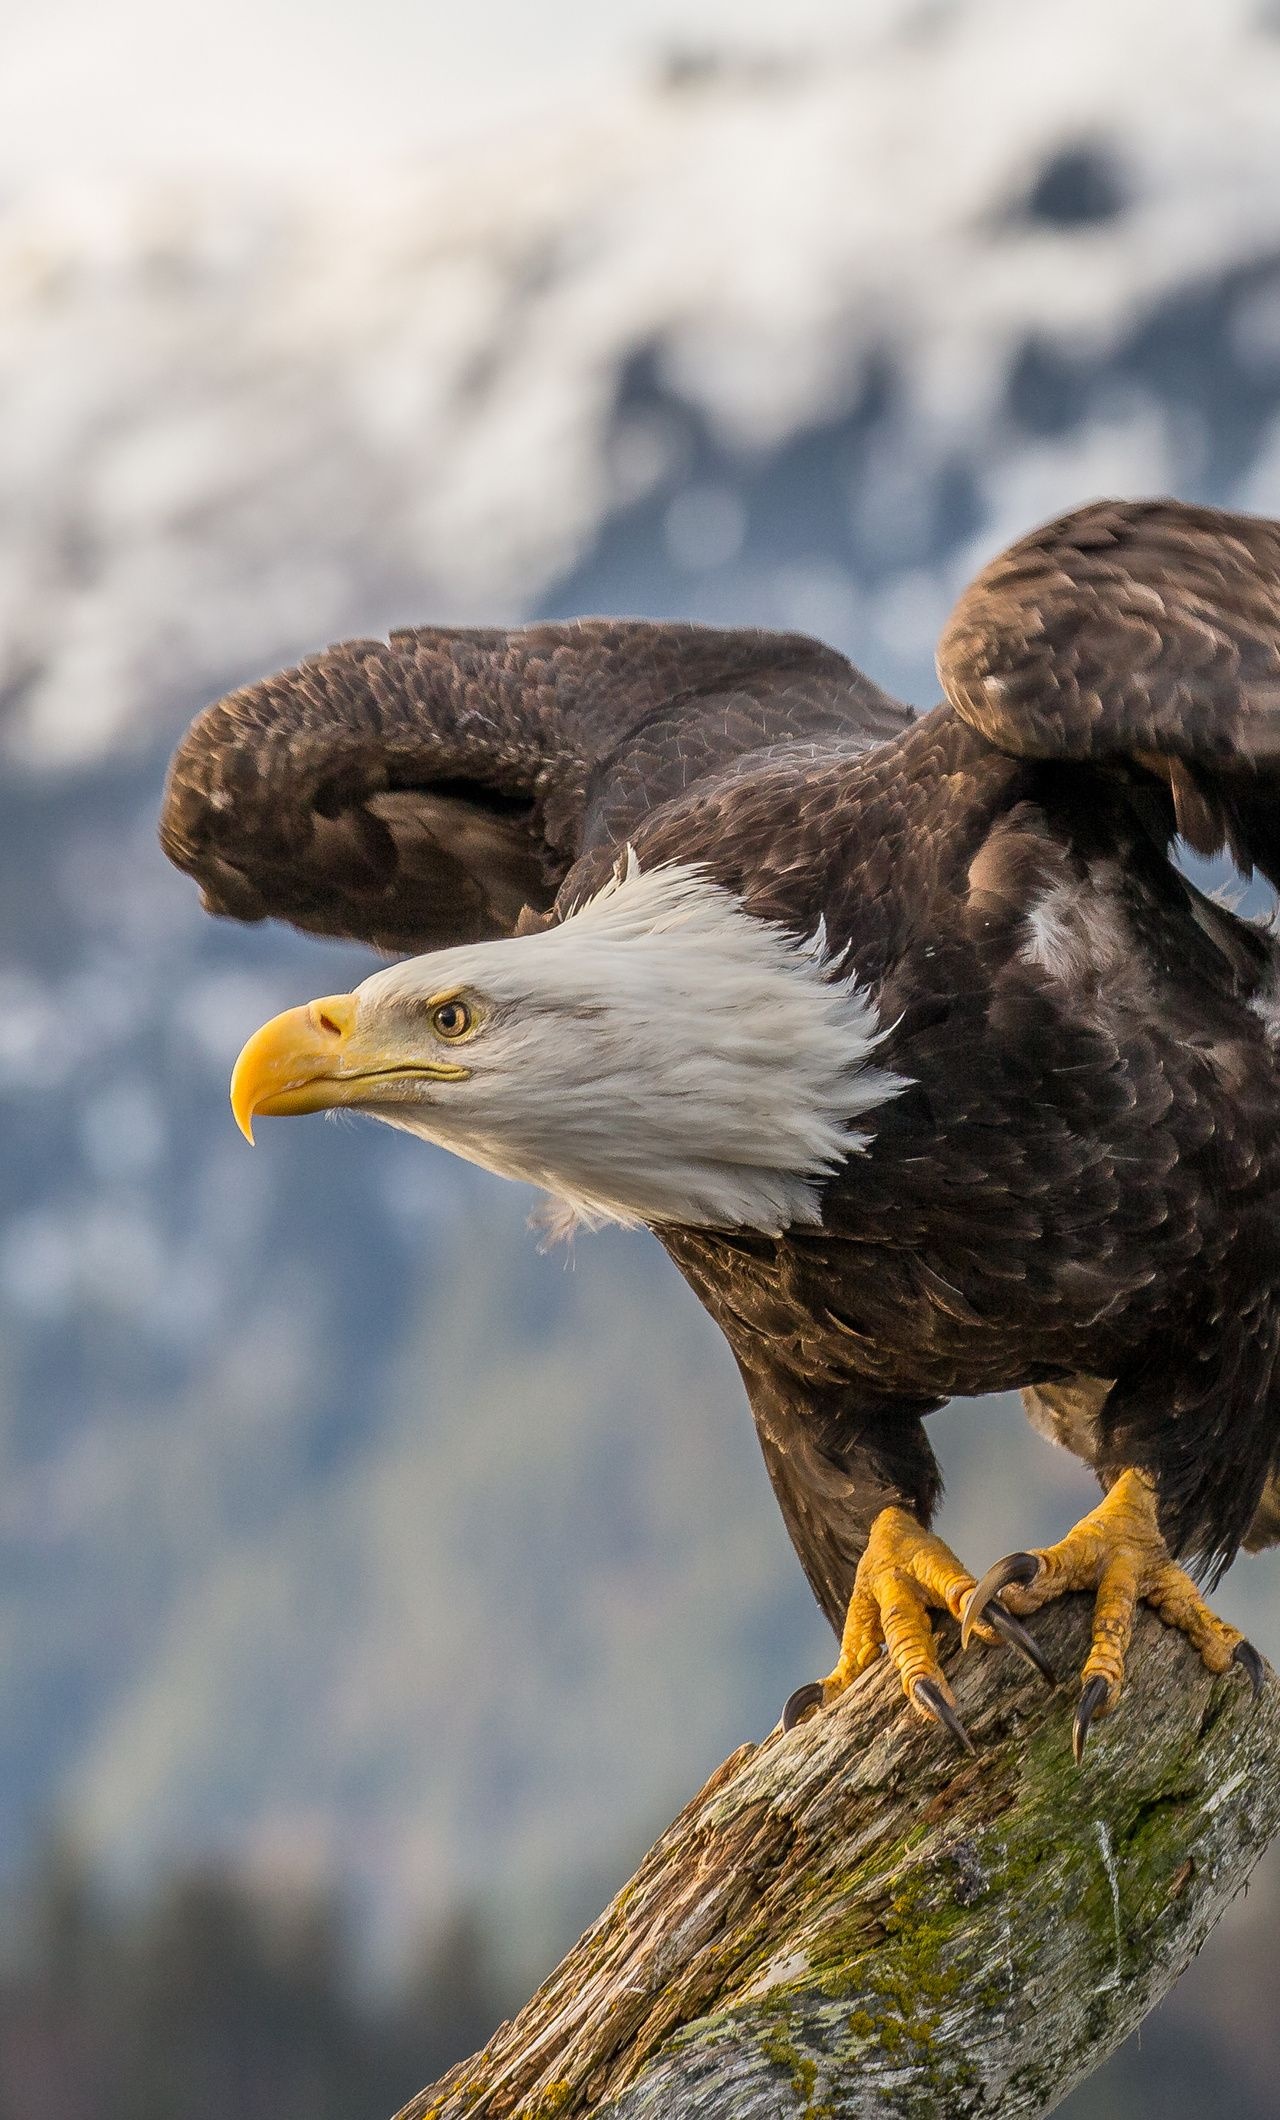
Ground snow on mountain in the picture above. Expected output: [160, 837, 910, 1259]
[5, 1, 1280, 769]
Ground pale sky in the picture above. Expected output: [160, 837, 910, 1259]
[0, 0, 894, 183]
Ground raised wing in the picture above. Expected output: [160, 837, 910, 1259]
[937, 498, 1280, 882]
[161, 621, 909, 955]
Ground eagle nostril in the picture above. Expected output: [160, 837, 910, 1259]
[305, 993, 357, 1040]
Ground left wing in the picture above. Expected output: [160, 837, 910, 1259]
[161, 623, 910, 955]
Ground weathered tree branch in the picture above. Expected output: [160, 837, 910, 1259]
[397, 1599, 1280, 2119]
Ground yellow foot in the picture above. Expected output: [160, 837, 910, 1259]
[782, 1505, 1053, 1749]
[962, 1468, 1264, 1761]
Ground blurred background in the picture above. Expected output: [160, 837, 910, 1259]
[4, 1, 1280, 2113]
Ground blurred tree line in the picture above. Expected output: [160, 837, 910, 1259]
[0, 1836, 513, 2120]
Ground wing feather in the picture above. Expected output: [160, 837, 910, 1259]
[937, 498, 1280, 880]
[161, 621, 909, 954]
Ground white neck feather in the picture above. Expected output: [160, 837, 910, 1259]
[359, 855, 907, 1237]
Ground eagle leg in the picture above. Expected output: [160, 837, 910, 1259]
[962, 1468, 1260, 1760]
[783, 1506, 1049, 1749]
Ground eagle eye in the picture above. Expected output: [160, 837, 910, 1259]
[431, 998, 473, 1041]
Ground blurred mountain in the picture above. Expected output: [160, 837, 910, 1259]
[4, 11, 1280, 2111]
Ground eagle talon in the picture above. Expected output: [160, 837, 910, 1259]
[968, 1472, 1253, 1760]
[980, 1599, 1057, 1685]
[1234, 1640, 1266, 1699]
[961, 1552, 1041, 1651]
[911, 1676, 975, 1754]
[1073, 1674, 1112, 1763]
[781, 1680, 826, 1732]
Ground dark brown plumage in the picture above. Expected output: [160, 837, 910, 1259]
[160, 622, 906, 955]
[162, 498, 1280, 1656]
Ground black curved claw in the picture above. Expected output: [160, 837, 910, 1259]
[781, 1680, 826, 1733]
[1233, 1639, 1266, 1700]
[911, 1676, 976, 1754]
[981, 1600, 1057, 1686]
[1073, 1674, 1111, 1763]
[960, 1551, 1041, 1651]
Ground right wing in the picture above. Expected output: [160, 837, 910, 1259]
[937, 497, 1280, 884]
[160, 621, 910, 956]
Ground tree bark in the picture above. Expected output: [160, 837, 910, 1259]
[395, 1598, 1280, 2120]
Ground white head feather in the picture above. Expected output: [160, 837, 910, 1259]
[353, 854, 906, 1235]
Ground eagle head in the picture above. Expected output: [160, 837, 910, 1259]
[229, 860, 904, 1236]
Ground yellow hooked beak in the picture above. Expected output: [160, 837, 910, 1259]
[230, 992, 468, 1143]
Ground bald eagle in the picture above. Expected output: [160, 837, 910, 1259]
[161, 498, 1278, 1760]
